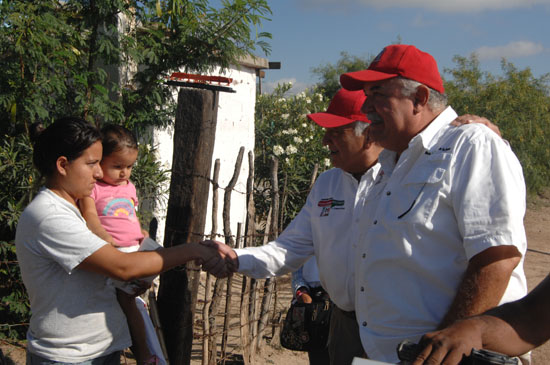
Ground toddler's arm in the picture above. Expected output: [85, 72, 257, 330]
[79, 196, 118, 246]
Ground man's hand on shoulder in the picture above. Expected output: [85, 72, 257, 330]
[452, 114, 501, 138]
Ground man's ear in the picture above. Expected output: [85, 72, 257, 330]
[362, 128, 373, 149]
[413, 85, 430, 113]
[56, 156, 69, 176]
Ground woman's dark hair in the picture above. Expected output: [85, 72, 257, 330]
[101, 124, 138, 158]
[31, 117, 102, 177]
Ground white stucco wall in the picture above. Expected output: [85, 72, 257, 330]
[150, 63, 260, 245]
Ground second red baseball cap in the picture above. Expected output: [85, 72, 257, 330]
[307, 88, 369, 128]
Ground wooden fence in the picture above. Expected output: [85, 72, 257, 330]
[149, 143, 319, 365]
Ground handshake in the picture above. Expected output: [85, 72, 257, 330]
[195, 240, 239, 278]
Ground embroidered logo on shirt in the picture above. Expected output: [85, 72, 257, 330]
[317, 198, 345, 216]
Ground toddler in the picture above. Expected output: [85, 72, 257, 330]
[79, 124, 157, 365]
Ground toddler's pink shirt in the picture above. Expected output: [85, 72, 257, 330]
[90, 181, 144, 247]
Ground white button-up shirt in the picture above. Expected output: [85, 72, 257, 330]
[355, 107, 528, 362]
[236, 165, 380, 311]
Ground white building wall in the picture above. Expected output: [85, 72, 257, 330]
[151, 64, 259, 246]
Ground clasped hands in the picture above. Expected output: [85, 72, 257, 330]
[195, 240, 239, 278]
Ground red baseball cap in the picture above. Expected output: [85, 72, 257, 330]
[307, 88, 370, 128]
[340, 44, 444, 94]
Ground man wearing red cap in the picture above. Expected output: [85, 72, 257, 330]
[340, 44, 527, 363]
[201, 88, 381, 364]
[230, 88, 381, 364]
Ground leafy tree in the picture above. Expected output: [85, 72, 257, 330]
[0, 0, 272, 131]
[311, 51, 372, 100]
[444, 55, 550, 194]
[0, 135, 38, 339]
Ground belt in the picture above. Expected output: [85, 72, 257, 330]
[336, 306, 356, 320]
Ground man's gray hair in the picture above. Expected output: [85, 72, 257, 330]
[397, 77, 448, 112]
[352, 120, 369, 136]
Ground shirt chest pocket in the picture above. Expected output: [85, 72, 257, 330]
[389, 153, 451, 224]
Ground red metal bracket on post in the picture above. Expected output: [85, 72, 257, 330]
[166, 72, 236, 93]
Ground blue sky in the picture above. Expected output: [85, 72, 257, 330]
[256, 0, 550, 94]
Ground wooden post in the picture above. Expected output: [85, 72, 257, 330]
[157, 88, 218, 365]
[309, 163, 320, 192]
[240, 151, 255, 364]
[220, 147, 245, 363]
[279, 172, 288, 232]
[202, 159, 221, 365]
[208, 278, 225, 365]
[256, 157, 279, 351]
[208, 147, 245, 365]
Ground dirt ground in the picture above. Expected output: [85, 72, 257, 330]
[2, 199, 550, 364]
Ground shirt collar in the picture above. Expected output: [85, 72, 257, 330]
[339, 163, 381, 184]
[410, 106, 458, 151]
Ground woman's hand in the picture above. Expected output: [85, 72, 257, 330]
[195, 240, 237, 278]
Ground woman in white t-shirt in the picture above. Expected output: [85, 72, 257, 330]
[16, 117, 226, 365]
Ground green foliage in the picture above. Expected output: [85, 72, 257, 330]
[311, 51, 373, 100]
[0, 135, 38, 339]
[132, 142, 171, 226]
[0, 135, 40, 240]
[254, 84, 330, 230]
[444, 55, 550, 194]
[124, 0, 272, 131]
[0, 0, 271, 131]
[0, 239, 30, 339]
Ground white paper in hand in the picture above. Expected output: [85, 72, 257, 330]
[110, 237, 162, 295]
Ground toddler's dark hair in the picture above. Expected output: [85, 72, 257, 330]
[101, 124, 138, 157]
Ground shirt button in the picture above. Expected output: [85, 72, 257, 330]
[386, 191, 391, 196]
[362, 321, 367, 327]
[373, 220, 377, 225]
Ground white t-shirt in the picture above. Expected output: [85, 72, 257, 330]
[355, 107, 528, 362]
[236, 165, 380, 311]
[15, 188, 131, 362]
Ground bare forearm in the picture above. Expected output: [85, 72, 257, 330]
[80, 242, 207, 281]
[115, 243, 207, 280]
[79, 197, 116, 245]
[414, 275, 548, 365]
[478, 308, 534, 356]
[87, 219, 116, 245]
[483, 276, 550, 355]
[439, 247, 520, 328]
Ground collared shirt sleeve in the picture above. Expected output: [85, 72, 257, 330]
[450, 127, 527, 259]
[235, 189, 316, 279]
